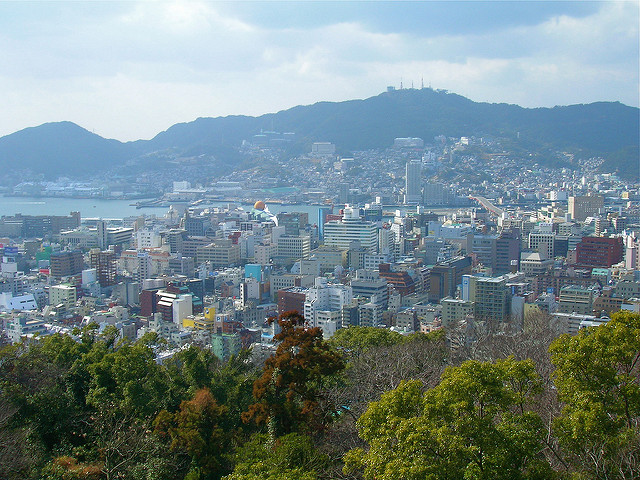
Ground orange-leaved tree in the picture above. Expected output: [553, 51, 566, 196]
[243, 311, 345, 437]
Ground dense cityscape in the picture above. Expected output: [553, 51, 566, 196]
[1, 123, 639, 478]
[0, 1, 638, 478]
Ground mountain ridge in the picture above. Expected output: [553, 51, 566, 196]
[1, 89, 637, 178]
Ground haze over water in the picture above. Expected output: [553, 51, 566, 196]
[0, 196, 334, 220]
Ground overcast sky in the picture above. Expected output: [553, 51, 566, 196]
[0, 1, 638, 142]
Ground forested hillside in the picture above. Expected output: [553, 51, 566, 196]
[1, 89, 637, 179]
[1, 310, 638, 480]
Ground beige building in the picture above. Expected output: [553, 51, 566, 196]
[196, 240, 240, 267]
[276, 235, 311, 262]
[568, 194, 604, 222]
[441, 297, 474, 327]
[49, 284, 77, 312]
[558, 285, 598, 315]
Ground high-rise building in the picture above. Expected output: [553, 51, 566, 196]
[404, 160, 422, 204]
[196, 240, 240, 267]
[276, 235, 311, 263]
[568, 194, 604, 222]
[358, 301, 383, 328]
[89, 249, 116, 287]
[304, 277, 352, 337]
[97, 220, 108, 249]
[576, 236, 624, 268]
[529, 231, 556, 259]
[277, 287, 308, 317]
[470, 275, 511, 322]
[350, 269, 388, 308]
[495, 229, 521, 274]
[317, 207, 333, 239]
[423, 182, 450, 206]
[472, 235, 497, 272]
[276, 212, 309, 236]
[429, 256, 472, 302]
[323, 206, 378, 253]
[50, 251, 84, 279]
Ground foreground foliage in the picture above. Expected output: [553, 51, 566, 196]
[344, 358, 553, 480]
[0, 312, 638, 479]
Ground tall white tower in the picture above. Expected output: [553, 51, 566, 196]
[404, 160, 422, 204]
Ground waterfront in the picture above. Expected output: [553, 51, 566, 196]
[0, 196, 337, 221]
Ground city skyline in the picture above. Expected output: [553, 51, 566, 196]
[0, 0, 638, 142]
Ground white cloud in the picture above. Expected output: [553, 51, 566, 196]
[0, 1, 636, 141]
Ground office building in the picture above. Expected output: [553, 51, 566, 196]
[558, 285, 598, 315]
[576, 237, 624, 268]
[568, 194, 604, 222]
[429, 256, 472, 302]
[50, 251, 84, 279]
[350, 269, 389, 308]
[495, 229, 521, 274]
[323, 206, 378, 253]
[49, 284, 77, 312]
[529, 231, 556, 259]
[404, 160, 422, 204]
[276, 235, 311, 262]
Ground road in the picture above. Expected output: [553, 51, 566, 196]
[470, 195, 504, 216]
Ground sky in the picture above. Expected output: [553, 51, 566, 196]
[0, 1, 638, 142]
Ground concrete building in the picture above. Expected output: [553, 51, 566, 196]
[196, 240, 240, 267]
[50, 251, 84, 279]
[441, 297, 474, 327]
[276, 235, 311, 262]
[49, 284, 77, 312]
[428, 256, 472, 302]
[309, 246, 347, 274]
[568, 194, 604, 222]
[358, 301, 384, 327]
[303, 277, 352, 337]
[520, 252, 553, 276]
[529, 231, 556, 259]
[576, 237, 624, 268]
[323, 206, 378, 253]
[404, 160, 422, 204]
[558, 285, 599, 315]
[89, 249, 117, 287]
[277, 287, 308, 317]
[6, 314, 48, 343]
[350, 269, 389, 308]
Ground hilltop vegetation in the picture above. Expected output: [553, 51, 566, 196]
[1, 310, 638, 480]
[0, 89, 637, 179]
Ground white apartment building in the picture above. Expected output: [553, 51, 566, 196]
[323, 206, 378, 253]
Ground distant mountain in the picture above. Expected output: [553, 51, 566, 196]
[0, 121, 136, 176]
[0, 89, 637, 179]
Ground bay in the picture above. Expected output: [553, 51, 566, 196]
[0, 196, 336, 222]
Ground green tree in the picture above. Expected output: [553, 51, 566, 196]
[550, 310, 640, 479]
[86, 339, 168, 417]
[330, 326, 405, 356]
[242, 311, 345, 436]
[345, 358, 553, 480]
[223, 433, 327, 480]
